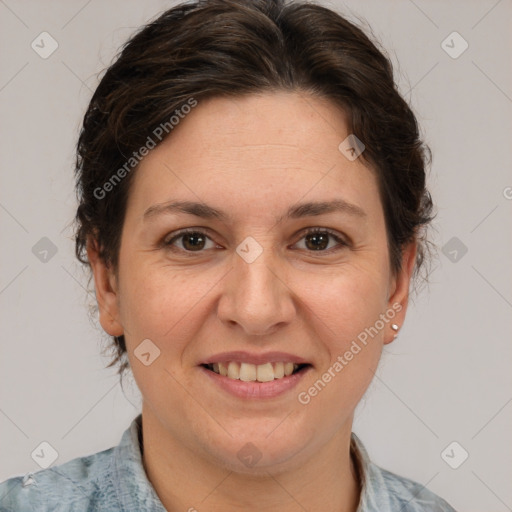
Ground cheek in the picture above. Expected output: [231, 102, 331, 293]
[296, 267, 388, 405]
[117, 265, 212, 408]
[302, 262, 389, 342]
[119, 264, 213, 341]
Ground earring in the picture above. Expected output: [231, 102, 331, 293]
[391, 324, 399, 339]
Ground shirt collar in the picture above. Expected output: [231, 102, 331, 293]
[351, 432, 393, 512]
[114, 414, 387, 512]
[112, 414, 166, 511]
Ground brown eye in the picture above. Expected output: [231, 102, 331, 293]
[163, 227, 348, 256]
[304, 231, 329, 251]
[180, 232, 207, 251]
[165, 229, 215, 253]
[295, 228, 348, 253]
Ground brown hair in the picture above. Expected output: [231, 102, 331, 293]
[74, 0, 435, 380]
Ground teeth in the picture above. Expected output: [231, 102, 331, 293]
[256, 362, 274, 382]
[227, 361, 240, 379]
[209, 362, 302, 382]
[274, 361, 285, 379]
[219, 362, 228, 376]
[239, 362, 257, 382]
[284, 362, 294, 376]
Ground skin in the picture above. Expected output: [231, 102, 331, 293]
[88, 91, 416, 512]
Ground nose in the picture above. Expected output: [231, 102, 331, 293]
[217, 247, 297, 337]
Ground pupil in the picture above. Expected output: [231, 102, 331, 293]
[183, 232, 205, 251]
[181, 232, 330, 251]
[306, 232, 328, 251]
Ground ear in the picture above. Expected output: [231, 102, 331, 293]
[383, 241, 417, 345]
[86, 236, 124, 337]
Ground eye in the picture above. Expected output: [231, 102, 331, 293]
[293, 228, 348, 253]
[164, 229, 218, 254]
[163, 227, 348, 256]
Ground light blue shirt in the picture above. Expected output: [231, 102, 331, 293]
[0, 414, 457, 511]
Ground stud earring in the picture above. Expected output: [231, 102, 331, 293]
[391, 324, 399, 339]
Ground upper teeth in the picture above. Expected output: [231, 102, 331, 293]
[209, 362, 300, 382]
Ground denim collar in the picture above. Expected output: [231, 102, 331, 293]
[113, 414, 166, 511]
[351, 431, 394, 511]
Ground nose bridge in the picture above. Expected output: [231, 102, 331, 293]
[218, 239, 295, 335]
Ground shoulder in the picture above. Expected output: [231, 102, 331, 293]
[0, 446, 116, 512]
[371, 463, 458, 512]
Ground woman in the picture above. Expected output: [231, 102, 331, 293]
[0, 0, 457, 510]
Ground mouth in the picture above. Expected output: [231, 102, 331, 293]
[201, 361, 312, 382]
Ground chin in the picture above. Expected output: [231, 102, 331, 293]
[202, 422, 314, 475]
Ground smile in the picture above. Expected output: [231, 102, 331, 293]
[203, 361, 309, 382]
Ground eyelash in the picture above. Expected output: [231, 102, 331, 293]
[163, 227, 348, 256]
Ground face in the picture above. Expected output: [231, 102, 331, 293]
[88, 91, 416, 473]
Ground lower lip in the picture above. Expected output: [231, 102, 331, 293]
[199, 365, 311, 399]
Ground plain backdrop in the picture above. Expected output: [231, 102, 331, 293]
[0, 1, 511, 511]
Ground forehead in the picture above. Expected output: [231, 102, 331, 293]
[152, 92, 350, 168]
[127, 92, 381, 224]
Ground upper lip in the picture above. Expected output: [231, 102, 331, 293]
[199, 351, 311, 366]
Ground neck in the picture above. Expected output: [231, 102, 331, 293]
[141, 406, 361, 512]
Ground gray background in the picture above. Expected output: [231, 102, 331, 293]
[1, 1, 511, 510]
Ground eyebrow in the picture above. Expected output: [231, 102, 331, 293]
[142, 199, 367, 223]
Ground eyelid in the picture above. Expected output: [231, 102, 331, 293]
[162, 226, 350, 254]
[293, 227, 349, 252]
[163, 227, 216, 244]
[162, 227, 220, 253]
